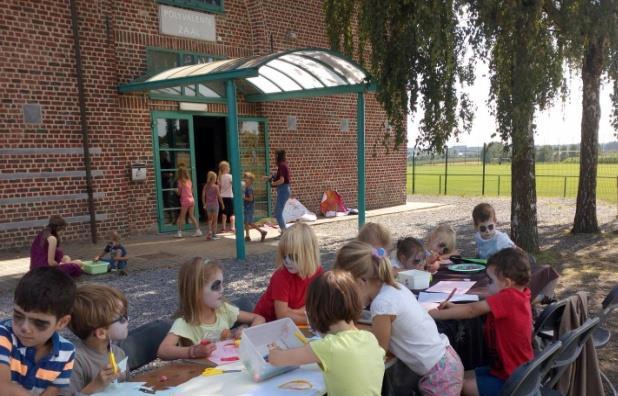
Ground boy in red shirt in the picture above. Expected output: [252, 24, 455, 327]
[430, 248, 533, 396]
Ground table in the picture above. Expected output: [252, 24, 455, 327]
[132, 361, 212, 391]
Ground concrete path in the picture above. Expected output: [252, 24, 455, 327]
[0, 201, 445, 291]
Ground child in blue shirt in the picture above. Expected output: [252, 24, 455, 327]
[472, 203, 515, 259]
[0, 267, 76, 395]
[94, 231, 128, 276]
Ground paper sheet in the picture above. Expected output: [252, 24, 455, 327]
[418, 292, 479, 303]
[92, 382, 146, 395]
[425, 280, 476, 294]
[208, 339, 241, 366]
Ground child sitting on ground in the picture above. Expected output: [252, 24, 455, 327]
[357, 222, 392, 251]
[253, 223, 324, 324]
[472, 203, 515, 259]
[335, 241, 464, 395]
[158, 258, 265, 360]
[94, 231, 128, 276]
[268, 270, 385, 396]
[68, 284, 129, 394]
[391, 236, 442, 273]
[430, 248, 533, 396]
[0, 267, 76, 395]
[242, 172, 267, 242]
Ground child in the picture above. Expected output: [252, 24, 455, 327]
[243, 172, 267, 242]
[201, 171, 224, 241]
[335, 240, 464, 395]
[357, 222, 392, 251]
[391, 237, 436, 273]
[68, 284, 129, 394]
[429, 248, 533, 396]
[94, 231, 128, 276]
[268, 271, 385, 396]
[176, 164, 202, 238]
[157, 258, 265, 360]
[472, 203, 515, 259]
[0, 267, 76, 395]
[218, 161, 235, 233]
[425, 224, 458, 272]
[253, 223, 324, 324]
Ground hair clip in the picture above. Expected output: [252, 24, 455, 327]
[372, 247, 386, 259]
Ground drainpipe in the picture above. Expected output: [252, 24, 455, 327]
[70, 0, 97, 243]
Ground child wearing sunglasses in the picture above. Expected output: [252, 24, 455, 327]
[68, 284, 129, 394]
[253, 223, 324, 324]
[390, 237, 434, 273]
[0, 267, 76, 395]
[158, 258, 264, 360]
[472, 203, 515, 259]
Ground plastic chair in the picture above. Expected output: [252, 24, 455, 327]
[499, 340, 562, 396]
[542, 317, 600, 390]
[119, 319, 172, 371]
[533, 299, 568, 351]
[592, 286, 618, 396]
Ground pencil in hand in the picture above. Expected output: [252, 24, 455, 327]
[438, 288, 457, 310]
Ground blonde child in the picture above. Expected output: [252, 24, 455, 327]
[68, 284, 129, 395]
[268, 271, 385, 396]
[335, 240, 464, 395]
[157, 258, 265, 360]
[243, 172, 267, 242]
[253, 223, 323, 324]
[357, 222, 392, 251]
[218, 161, 235, 233]
[472, 203, 515, 259]
[176, 165, 202, 238]
[94, 231, 128, 276]
[430, 248, 533, 396]
[201, 171, 224, 241]
[424, 224, 458, 272]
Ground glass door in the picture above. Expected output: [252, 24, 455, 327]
[152, 112, 198, 232]
[238, 118, 271, 219]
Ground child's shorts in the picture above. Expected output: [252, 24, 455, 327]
[221, 197, 234, 216]
[206, 204, 219, 215]
[418, 345, 464, 395]
[180, 196, 194, 208]
[474, 366, 505, 396]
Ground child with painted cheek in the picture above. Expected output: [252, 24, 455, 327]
[425, 224, 459, 273]
[472, 203, 515, 259]
[157, 258, 265, 361]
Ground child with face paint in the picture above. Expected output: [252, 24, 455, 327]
[429, 248, 533, 396]
[390, 237, 435, 274]
[68, 284, 129, 395]
[157, 258, 265, 360]
[253, 223, 324, 324]
[472, 203, 515, 259]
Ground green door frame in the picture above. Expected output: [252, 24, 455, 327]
[151, 111, 198, 233]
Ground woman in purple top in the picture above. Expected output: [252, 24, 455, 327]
[30, 215, 83, 277]
[266, 150, 291, 232]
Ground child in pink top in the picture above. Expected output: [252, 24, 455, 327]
[176, 165, 201, 238]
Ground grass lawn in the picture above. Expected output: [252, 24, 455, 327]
[407, 162, 618, 202]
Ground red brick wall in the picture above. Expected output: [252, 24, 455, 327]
[0, 0, 405, 249]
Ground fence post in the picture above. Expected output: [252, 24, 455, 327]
[563, 176, 567, 198]
[482, 143, 487, 195]
[438, 174, 442, 195]
[498, 175, 501, 196]
[444, 146, 449, 195]
[412, 150, 416, 194]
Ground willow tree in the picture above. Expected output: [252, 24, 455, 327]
[546, 1, 618, 233]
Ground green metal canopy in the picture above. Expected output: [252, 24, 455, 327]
[119, 48, 373, 259]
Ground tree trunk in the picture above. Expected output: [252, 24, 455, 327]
[572, 36, 605, 233]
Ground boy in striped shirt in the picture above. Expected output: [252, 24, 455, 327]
[0, 267, 76, 395]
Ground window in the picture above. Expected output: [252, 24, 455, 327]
[157, 0, 224, 14]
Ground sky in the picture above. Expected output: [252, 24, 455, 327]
[407, 61, 617, 148]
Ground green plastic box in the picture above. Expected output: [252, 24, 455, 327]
[82, 260, 109, 275]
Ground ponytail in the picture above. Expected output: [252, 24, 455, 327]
[334, 240, 398, 288]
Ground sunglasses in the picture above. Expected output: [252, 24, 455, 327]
[210, 279, 223, 292]
[110, 314, 128, 325]
[479, 224, 495, 233]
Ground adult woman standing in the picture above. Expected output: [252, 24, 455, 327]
[30, 215, 83, 277]
[267, 150, 291, 233]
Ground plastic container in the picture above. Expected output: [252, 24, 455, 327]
[82, 260, 109, 275]
[239, 317, 305, 382]
[397, 269, 431, 290]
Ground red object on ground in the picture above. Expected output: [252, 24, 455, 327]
[159, 375, 168, 382]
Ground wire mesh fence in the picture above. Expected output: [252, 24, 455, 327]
[407, 143, 618, 203]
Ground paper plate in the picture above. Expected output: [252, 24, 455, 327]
[448, 263, 486, 273]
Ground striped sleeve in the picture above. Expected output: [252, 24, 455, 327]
[51, 349, 74, 387]
[0, 325, 12, 366]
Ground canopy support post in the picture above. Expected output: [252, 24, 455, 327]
[357, 91, 366, 229]
[225, 79, 245, 259]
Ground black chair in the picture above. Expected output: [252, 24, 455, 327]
[499, 341, 562, 396]
[119, 319, 172, 371]
[541, 317, 600, 390]
[533, 299, 568, 351]
[592, 286, 618, 396]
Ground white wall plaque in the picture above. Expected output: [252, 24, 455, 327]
[159, 5, 216, 42]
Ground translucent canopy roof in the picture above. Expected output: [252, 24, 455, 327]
[118, 48, 374, 102]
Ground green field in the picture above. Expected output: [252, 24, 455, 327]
[406, 162, 618, 202]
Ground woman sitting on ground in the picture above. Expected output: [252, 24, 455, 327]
[30, 215, 83, 277]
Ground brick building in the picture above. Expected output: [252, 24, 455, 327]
[0, 0, 406, 249]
